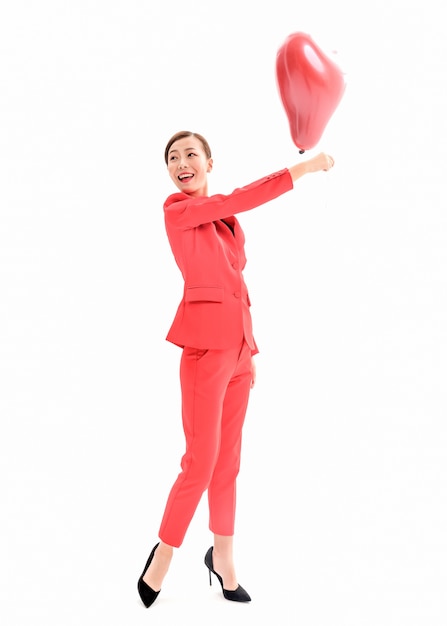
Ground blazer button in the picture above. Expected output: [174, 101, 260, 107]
[234, 291, 241, 298]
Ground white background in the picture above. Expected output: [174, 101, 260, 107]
[1, 1, 446, 625]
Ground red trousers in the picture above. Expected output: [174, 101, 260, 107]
[158, 340, 252, 547]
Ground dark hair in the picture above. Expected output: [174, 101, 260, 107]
[164, 130, 212, 165]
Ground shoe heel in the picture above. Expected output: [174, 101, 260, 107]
[204, 546, 251, 603]
[209, 569, 212, 586]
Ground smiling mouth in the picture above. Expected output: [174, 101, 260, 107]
[178, 173, 194, 182]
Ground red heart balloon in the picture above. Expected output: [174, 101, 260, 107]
[276, 32, 346, 151]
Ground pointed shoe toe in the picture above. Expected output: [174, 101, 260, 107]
[223, 584, 251, 602]
[137, 542, 161, 608]
[204, 546, 251, 603]
[137, 577, 160, 608]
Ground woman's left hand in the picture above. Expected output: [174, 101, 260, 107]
[250, 357, 257, 388]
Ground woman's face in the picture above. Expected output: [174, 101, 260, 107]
[166, 136, 213, 197]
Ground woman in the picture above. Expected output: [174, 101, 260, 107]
[137, 131, 334, 608]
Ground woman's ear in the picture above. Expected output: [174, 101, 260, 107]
[207, 158, 213, 173]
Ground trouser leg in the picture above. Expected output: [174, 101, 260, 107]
[208, 341, 252, 536]
[158, 343, 249, 547]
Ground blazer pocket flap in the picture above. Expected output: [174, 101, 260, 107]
[185, 286, 224, 303]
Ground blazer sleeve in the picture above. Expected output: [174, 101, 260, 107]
[164, 168, 293, 230]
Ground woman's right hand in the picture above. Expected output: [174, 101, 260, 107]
[288, 152, 335, 181]
[306, 152, 334, 172]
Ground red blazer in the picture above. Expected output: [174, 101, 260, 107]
[163, 168, 293, 352]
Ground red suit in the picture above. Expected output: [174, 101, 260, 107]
[158, 168, 293, 547]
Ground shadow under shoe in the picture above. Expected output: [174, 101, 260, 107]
[204, 546, 251, 602]
[137, 542, 161, 608]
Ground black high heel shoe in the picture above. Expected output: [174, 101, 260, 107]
[137, 542, 161, 608]
[204, 546, 251, 602]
